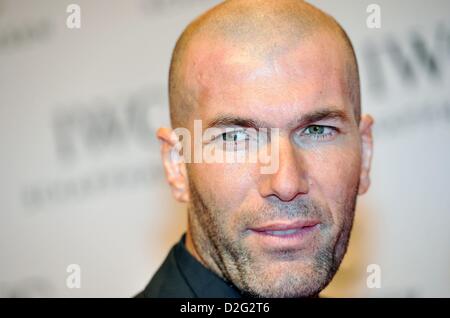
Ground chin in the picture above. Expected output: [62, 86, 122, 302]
[240, 256, 336, 298]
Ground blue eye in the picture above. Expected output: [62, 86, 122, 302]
[302, 125, 336, 140]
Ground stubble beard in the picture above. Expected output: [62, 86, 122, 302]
[187, 179, 359, 298]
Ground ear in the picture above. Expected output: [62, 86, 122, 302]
[358, 114, 374, 195]
[156, 127, 190, 202]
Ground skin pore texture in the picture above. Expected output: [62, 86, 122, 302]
[157, 0, 374, 298]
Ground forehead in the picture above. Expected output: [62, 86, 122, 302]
[183, 32, 352, 128]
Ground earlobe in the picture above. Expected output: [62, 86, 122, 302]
[157, 127, 190, 203]
[358, 114, 374, 195]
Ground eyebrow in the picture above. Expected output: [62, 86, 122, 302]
[205, 108, 350, 130]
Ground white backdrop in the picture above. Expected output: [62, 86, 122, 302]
[0, 0, 449, 297]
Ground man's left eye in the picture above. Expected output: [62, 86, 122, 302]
[302, 125, 336, 139]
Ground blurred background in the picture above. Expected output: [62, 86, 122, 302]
[0, 0, 449, 297]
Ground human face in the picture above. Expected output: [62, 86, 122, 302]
[164, 31, 373, 297]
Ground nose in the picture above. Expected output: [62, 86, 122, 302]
[258, 136, 309, 202]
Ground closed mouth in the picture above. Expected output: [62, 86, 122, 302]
[249, 219, 320, 237]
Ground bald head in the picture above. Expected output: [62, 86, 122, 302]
[168, 0, 360, 128]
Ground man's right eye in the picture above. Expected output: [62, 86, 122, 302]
[220, 130, 249, 142]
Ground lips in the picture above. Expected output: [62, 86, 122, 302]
[250, 220, 320, 235]
[248, 220, 320, 249]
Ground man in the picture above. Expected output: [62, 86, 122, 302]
[137, 0, 374, 298]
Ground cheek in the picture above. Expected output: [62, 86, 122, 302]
[189, 162, 257, 213]
[305, 145, 361, 224]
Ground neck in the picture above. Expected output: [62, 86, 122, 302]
[185, 226, 208, 268]
[185, 224, 230, 283]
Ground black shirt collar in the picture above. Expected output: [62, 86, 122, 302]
[175, 234, 245, 298]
